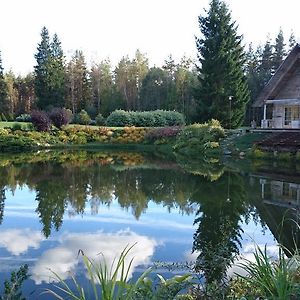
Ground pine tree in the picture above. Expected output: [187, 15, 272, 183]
[0, 51, 8, 114]
[258, 37, 274, 88]
[273, 28, 286, 72]
[195, 0, 250, 128]
[34, 27, 66, 109]
[48, 33, 66, 107]
[66, 50, 91, 113]
[289, 30, 296, 51]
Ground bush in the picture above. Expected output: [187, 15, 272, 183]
[30, 110, 52, 132]
[106, 110, 133, 127]
[1, 113, 7, 122]
[106, 110, 185, 127]
[95, 113, 105, 126]
[49, 108, 71, 129]
[145, 126, 182, 143]
[75, 110, 91, 125]
[15, 114, 32, 122]
[174, 119, 225, 157]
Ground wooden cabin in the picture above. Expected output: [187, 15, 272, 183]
[253, 44, 300, 129]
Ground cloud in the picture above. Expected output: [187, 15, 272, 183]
[0, 228, 44, 256]
[31, 229, 157, 284]
[227, 243, 280, 278]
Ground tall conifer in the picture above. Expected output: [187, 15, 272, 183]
[195, 0, 249, 128]
[0, 51, 8, 114]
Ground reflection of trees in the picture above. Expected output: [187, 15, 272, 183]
[0, 188, 5, 225]
[0, 152, 202, 236]
[192, 172, 247, 283]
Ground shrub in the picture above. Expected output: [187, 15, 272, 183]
[95, 113, 105, 126]
[145, 126, 182, 143]
[75, 110, 91, 125]
[1, 113, 7, 122]
[30, 110, 52, 132]
[15, 114, 32, 122]
[49, 108, 71, 129]
[106, 110, 133, 127]
[106, 110, 185, 127]
[174, 119, 225, 157]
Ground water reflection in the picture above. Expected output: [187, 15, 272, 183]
[0, 150, 300, 293]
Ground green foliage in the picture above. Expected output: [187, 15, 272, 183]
[34, 27, 66, 109]
[75, 110, 92, 125]
[106, 110, 185, 127]
[195, 0, 250, 128]
[46, 245, 192, 300]
[15, 114, 31, 122]
[95, 113, 106, 126]
[235, 244, 300, 299]
[0, 135, 37, 152]
[0, 51, 8, 115]
[174, 119, 225, 157]
[1, 264, 29, 300]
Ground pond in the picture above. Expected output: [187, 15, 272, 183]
[0, 150, 299, 298]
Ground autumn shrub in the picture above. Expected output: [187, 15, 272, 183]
[49, 107, 71, 129]
[30, 110, 52, 132]
[145, 126, 182, 144]
[174, 119, 225, 157]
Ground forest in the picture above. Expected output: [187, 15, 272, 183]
[0, 15, 297, 126]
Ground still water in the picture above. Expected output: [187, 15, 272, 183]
[0, 150, 299, 298]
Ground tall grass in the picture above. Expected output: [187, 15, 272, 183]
[236, 244, 300, 300]
[45, 244, 192, 300]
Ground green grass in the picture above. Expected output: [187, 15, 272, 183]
[226, 131, 270, 152]
[0, 121, 33, 130]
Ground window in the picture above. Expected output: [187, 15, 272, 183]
[284, 106, 300, 125]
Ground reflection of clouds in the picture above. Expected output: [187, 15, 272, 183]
[227, 243, 279, 278]
[0, 229, 43, 256]
[32, 230, 156, 284]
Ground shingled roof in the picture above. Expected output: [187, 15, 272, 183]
[253, 44, 300, 107]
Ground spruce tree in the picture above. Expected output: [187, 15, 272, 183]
[0, 51, 8, 114]
[289, 30, 296, 51]
[195, 0, 249, 128]
[34, 27, 66, 109]
[34, 26, 51, 109]
[258, 37, 274, 88]
[49, 33, 66, 107]
[273, 28, 286, 72]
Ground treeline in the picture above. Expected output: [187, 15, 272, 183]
[0, 23, 298, 126]
[0, 27, 198, 123]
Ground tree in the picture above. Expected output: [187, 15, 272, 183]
[34, 27, 66, 109]
[0, 51, 8, 115]
[258, 36, 274, 88]
[66, 50, 91, 113]
[4, 70, 18, 116]
[140, 67, 169, 110]
[288, 30, 296, 51]
[195, 0, 250, 128]
[273, 28, 286, 72]
[48, 33, 66, 107]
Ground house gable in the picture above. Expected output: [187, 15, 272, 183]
[253, 44, 300, 107]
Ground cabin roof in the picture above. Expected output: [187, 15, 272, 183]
[253, 44, 300, 107]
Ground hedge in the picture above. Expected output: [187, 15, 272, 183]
[106, 110, 185, 127]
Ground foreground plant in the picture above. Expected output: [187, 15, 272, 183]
[46, 244, 192, 300]
[232, 244, 300, 300]
[1, 264, 29, 300]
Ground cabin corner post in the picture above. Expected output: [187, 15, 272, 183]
[261, 103, 268, 128]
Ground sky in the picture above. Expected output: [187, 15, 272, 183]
[0, 0, 299, 75]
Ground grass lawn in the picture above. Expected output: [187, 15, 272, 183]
[0, 121, 33, 130]
[230, 131, 270, 152]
